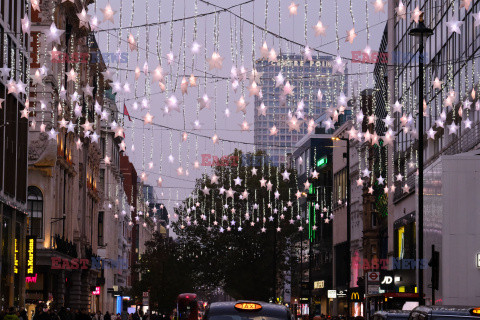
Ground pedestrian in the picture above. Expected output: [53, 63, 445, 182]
[4, 307, 20, 320]
[104, 312, 111, 320]
[120, 311, 127, 320]
[19, 310, 27, 320]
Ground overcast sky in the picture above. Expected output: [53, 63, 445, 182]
[89, 0, 387, 212]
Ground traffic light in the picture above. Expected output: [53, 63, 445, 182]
[428, 247, 440, 291]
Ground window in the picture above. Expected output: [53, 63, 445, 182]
[27, 186, 43, 238]
[98, 211, 104, 246]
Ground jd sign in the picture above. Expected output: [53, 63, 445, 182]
[381, 276, 393, 285]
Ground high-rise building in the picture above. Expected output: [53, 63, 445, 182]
[254, 55, 347, 165]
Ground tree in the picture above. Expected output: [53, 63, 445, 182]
[172, 149, 303, 301]
[131, 234, 195, 314]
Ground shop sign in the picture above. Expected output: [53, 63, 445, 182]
[14, 239, 19, 274]
[314, 280, 325, 289]
[366, 271, 380, 283]
[350, 288, 364, 302]
[92, 286, 101, 295]
[327, 290, 337, 299]
[26, 236, 36, 276]
[26, 273, 38, 283]
[337, 290, 347, 298]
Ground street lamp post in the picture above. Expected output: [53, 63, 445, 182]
[332, 136, 350, 318]
[409, 13, 433, 306]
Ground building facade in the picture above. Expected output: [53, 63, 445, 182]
[0, 0, 30, 309]
[385, 0, 480, 306]
[254, 55, 347, 165]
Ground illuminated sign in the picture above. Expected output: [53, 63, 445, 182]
[314, 281, 324, 289]
[316, 157, 327, 168]
[351, 292, 360, 301]
[14, 239, 19, 274]
[327, 290, 337, 298]
[26, 236, 36, 276]
[234, 303, 262, 311]
[92, 286, 101, 295]
[26, 274, 38, 283]
[476, 253, 480, 269]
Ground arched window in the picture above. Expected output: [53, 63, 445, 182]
[27, 186, 43, 238]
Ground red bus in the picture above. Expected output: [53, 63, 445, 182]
[177, 293, 199, 320]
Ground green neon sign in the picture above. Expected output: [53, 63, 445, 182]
[317, 157, 327, 167]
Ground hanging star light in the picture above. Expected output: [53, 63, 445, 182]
[248, 81, 260, 96]
[332, 55, 346, 74]
[144, 112, 154, 124]
[207, 52, 224, 70]
[31, 0, 40, 11]
[240, 121, 251, 131]
[460, 0, 472, 10]
[268, 48, 278, 62]
[402, 184, 410, 194]
[7, 80, 17, 95]
[288, 2, 299, 15]
[313, 20, 327, 36]
[235, 96, 248, 114]
[395, 1, 406, 20]
[283, 81, 294, 95]
[0, 66, 11, 79]
[372, 0, 386, 13]
[427, 127, 436, 139]
[45, 23, 65, 44]
[16, 80, 26, 95]
[303, 45, 313, 62]
[411, 7, 422, 23]
[393, 100, 402, 112]
[198, 94, 211, 110]
[212, 133, 219, 144]
[288, 116, 302, 132]
[100, 2, 116, 23]
[90, 16, 100, 31]
[259, 41, 269, 59]
[48, 128, 58, 140]
[346, 28, 357, 44]
[474, 12, 480, 27]
[190, 40, 201, 54]
[446, 16, 463, 35]
[77, 8, 91, 29]
[66, 68, 77, 82]
[448, 122, 458, 135]
[128, 33, 137, 51]
[21, 14, 30, 34]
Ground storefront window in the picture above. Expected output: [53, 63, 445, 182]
[27, 186, 43, 238]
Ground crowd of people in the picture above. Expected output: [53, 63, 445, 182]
[0, 307, 167, 320]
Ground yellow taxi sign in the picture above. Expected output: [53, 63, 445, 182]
[471, 308, 480, 315]
[235, 303, 262, 311]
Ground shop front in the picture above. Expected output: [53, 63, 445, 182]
[0, 204, 27, 309]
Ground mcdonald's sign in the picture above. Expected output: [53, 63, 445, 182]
[350, 288, 363, 302]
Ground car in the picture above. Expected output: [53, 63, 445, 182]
[408, 306, 480, 320]
[373, 310, 411, 320]
[203, 301, 294, 320]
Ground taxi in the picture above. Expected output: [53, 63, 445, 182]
[203, 301, 294, 320]
[408, 306, 480, 320]
[373, 310, 411, 320]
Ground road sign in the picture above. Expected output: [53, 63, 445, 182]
[367, 271, 380, 283]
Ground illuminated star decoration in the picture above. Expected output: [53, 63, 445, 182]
[313, 20, 327, 36]
[128, 33, 137, 51]
[45, 23, 65, 44]
[448, 122, 458, 135]
[346, 28, 357, 44]
[460, 0, 472, 10]
[257, 103, 267, 116]
[66, 68, 77, 82]
[100, 3, 117, 23]
[432, 77, 443, 89]
[332, 55, 346, 74]
[288, 2, 299, 16]
[446, 16, 463, 35]
[411, 7, 422, 24]
[31, 0, 40, 11]
[260, 41, 269, 59]
[372, 0, 386, 13]
[207, 52, 224, 70]
[21, 14, 30, 34]
[275, 72, 285, 87]
[427, 127, 436, 139]
[474, 12, 480, 27]
[395, 1, 406, 21]
[281, 170, 291, 181]
[77, 8, 91, 29]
